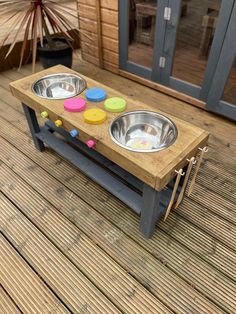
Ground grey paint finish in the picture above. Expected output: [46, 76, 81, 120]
[119, 0, 129, 69]
[164, 0, 234, 101]
[45, 121, 144, 191]
[119, 0, 235, 119]
[151, 0, 169, 82]
[160, 0, 181, 85]
[119, 0, 168, 82]
[22, 103, 45, 152]
[126, 62, 152, 80]
[36, 128, 143, 214]
[206, 1, 236, 120]
[169, 77, 201, 99]
[208, 100, 236, 120]
[139, 172, 185, 238]
[140, 184, 163, 238]
[200, 0, 235, 100]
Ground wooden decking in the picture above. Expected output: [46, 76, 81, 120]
[0, 54, 236, 314]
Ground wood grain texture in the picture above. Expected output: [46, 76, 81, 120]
[0, 194, 121, 314]
[0, 188, 170, 314]
[78, 0, 118, 11]
[119, 69, 207, 109]
[0, 287, 21, 314]
[0, 103, 235, 284]
[77, 0, 119, 70]
[78, 3, 118, 25]
[0, 141, 228, 314]
[79, 19, 119, 40]
[80, 33, 118, 54]
[9, 65, 209, 190]
[0, 234, 71, 314]
[0, 164, 171, 314]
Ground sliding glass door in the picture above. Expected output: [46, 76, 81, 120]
[119, 0, 168, 80]
[206, 1, 236, 120]
[162, 0, 234, 100]
[119, 0, 236, 120]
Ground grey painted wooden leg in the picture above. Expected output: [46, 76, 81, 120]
[139, 184, 163, 238]
[22, 103, 45, 152]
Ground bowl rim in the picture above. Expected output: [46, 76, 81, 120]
[31, 72, 87, 100]
[109, 110, 178, 153]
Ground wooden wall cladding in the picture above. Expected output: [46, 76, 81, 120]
[78, 0, 118, 11]
[77, 0, 119, 73]
[0, 43, 31, 73]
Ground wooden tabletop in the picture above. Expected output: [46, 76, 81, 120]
[10, 65, 209, 190]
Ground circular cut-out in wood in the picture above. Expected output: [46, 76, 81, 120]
[86, 88, 107, 102]
[104, 97, 127, 112]
[64, 97, 86, 112]
[83, 108, 107, 124]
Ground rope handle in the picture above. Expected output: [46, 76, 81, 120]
[164, 168, 185, 221]
[187, 146, 208, 196]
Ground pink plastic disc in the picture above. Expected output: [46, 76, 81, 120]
[64, 98, 86, 112]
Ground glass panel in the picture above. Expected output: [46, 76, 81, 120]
[222, 59, 236, 104]
[172, 0, 222, 86]
[128, 0, 157, 68]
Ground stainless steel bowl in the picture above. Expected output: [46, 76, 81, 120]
[32, 73, 87, 99]
[109, 110, 178, 152]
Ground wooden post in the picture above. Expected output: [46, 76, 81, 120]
[164, 169, 184, 221]
[175, 157, 195, 208]
[95, 0, 104, 68]
[187, 147, 208, 196]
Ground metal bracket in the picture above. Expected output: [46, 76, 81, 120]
[164, 7, 171, 21]
[159, 56, 166, 68]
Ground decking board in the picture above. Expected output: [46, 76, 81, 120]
[0, 104, 235, 274]
[0, 114, 235, 251]
[0, 58, 235, 314]
[0, 165, 171, 314]
[0, 287, 22, 314]
[189, 185, 236, 224]
[0, 194, 122, 314]
[0, 235, 71, 314]
[0, 134, 233, 314]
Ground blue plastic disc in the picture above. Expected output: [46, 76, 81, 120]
[86, 88, 107, 102]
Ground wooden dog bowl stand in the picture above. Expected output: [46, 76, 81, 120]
[10, 65, 209, 238]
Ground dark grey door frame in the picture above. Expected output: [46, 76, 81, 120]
[119, 0, 168, 81]
[200, 0, 235, 100]
[119, 0, 151, 79]
[206, 1, 236, 120]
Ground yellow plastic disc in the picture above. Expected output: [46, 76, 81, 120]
[83, 108, 107, 125]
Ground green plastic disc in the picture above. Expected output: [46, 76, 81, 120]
[104, 97, 126, 113]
